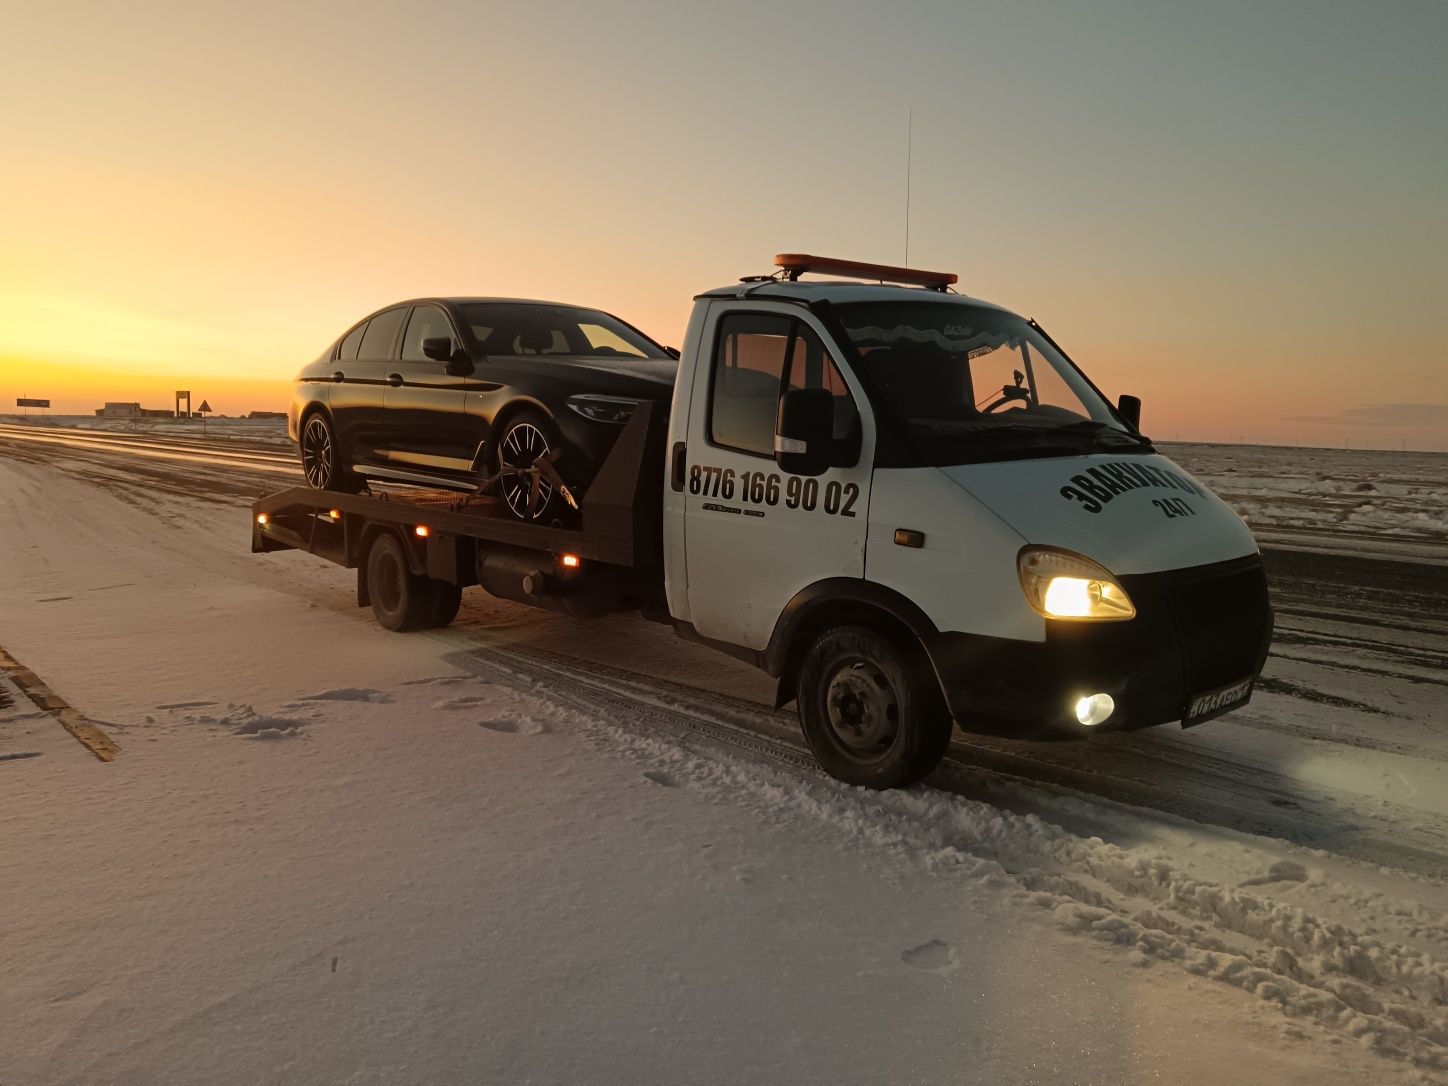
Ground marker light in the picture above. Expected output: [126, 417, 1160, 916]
[1018, 546, 1136, 622]
[256, 513, 269, 526]
[1075, 693, 1115, 726]
[559, 553, 581, 569]
[328, 509, 342, 520]
[414, 525, 430, 538]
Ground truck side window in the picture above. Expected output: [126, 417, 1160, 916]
[710, 313, 858, 458]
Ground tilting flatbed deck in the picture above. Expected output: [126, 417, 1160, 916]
[252, 402, 669, 623]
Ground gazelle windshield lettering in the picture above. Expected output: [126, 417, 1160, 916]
[835, 301, 1151, 466]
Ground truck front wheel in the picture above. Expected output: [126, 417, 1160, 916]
[797, 626, 952, 789]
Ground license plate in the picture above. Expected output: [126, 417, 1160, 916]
[1183, 677, 1254, 727]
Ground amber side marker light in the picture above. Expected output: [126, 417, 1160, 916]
[414, 525, 430, 538]
[559, 553, 581, 569]
[328, 509, 342, 520]
[256, 513, 269, 526]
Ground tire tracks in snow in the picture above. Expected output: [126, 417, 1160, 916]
[447, 640, 1448, 1075]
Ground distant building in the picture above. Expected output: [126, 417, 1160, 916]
[95, 402, 175, 418]
[247, 410, 287, 420]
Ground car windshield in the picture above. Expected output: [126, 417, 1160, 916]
[834, 300, 1148, 465]
[457, 302, 669, 360]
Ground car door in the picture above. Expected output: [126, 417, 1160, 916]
[332, 306, 407, 468]
[381, 304, 485, 478]
[681, 303, 874, 650]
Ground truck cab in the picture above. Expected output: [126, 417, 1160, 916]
[661, 255, 1272, 786]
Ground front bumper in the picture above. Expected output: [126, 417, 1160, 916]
[922, 554, 1273, 733]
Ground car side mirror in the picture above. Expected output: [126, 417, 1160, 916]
[1117, 394, 1142, 431]
[775, 388, 834, 477]
[422, 336, 455, 362]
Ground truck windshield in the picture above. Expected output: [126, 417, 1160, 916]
[834, 300, 1148, 465]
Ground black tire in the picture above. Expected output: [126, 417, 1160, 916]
[796, 625, 952, 789]
[493, 409, 565, 522]
[299, 411, 363, 493]
[428, 582, 463, 628]
[366, 534, 436, 632]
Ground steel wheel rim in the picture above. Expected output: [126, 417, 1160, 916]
[824, 658, 900, 756]
[498, 422, 553, 519]
[302, 416, 333, 489]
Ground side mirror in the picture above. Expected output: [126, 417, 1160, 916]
[775, 388, 834, 477]
[422, 336, 455, 362]
[1117, 394, 1141, 431]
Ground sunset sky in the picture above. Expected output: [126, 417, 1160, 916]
[2, 1, 1444, 449]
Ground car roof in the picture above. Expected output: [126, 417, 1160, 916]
[695, 279, 1018, 317]
[390, 297, 601, 310]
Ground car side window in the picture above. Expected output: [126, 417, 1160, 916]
[709, 312, 858, 458]
[357, 307, 407, 361]
[338, 320, 367, 361]
[400, 305, 453, 362]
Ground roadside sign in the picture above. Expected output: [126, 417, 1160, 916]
[16, 398, 49, 408]
[197, 400, 212, 414]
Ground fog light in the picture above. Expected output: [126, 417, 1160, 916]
[1075, 693, 1115, 726]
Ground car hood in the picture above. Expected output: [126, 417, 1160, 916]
[936, 452, 1259, 575]
[508, 353, 677, 394]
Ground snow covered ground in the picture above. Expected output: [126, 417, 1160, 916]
[2, 422, 1446, 1083]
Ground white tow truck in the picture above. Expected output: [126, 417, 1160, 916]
[253, 254, 1273, 788]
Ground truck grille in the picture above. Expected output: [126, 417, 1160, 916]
[1162, 557, 1272, 694]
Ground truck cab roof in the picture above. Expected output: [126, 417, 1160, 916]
[695, 278, 1016, 317]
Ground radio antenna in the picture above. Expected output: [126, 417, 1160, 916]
[904, 106, 913, 266]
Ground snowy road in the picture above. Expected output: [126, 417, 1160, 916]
[2, 420, 1446, 1083]
[4, 419, 1445, 871]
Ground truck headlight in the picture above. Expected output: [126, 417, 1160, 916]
[1017, 546, 1136, 621]
[566, 395, 639, 424]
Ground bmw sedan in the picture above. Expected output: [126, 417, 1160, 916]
[290, 298, 677, 521]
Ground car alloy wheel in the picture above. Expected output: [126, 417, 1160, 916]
[301, 415, 334, 489]
[498, 421, 555, 520]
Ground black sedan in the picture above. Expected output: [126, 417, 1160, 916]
[290, 298, 677, 521]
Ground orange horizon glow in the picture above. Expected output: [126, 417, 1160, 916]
[2, 4, 1444, 452]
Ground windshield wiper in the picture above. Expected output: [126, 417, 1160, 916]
[1055, 419, 1152, 449]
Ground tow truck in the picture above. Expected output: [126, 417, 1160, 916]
[253, 255, 1273, 788]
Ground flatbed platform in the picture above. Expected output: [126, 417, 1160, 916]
[251, 401, 668, 571]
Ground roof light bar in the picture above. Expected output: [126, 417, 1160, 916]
[773, 253, 957, 289]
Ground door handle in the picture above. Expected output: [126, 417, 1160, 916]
[387, 373, 404, 387]
[332, 370, 345, 383]
[670, 441, 687, 492]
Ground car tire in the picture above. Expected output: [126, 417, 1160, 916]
[493, 409, 566, 523]
[299, 411, 363, 493]
[796, 625, 952, 789]
[366, 534, 436, 632]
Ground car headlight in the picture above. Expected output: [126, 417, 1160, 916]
[1017, 546, 1136, 621]
[566, 395, 640, 424]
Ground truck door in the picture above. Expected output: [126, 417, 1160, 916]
[682, 304, 873, 650]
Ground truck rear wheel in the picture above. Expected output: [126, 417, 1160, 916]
[796, 626, 951, 790]
[366, 534, 438, 632]
[428, 582, 462, 628]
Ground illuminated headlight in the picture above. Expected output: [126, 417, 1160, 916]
[1017, 546, 1136, 621]
[566, 395, 640, 424]
[1075, 693, 1115, 726]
